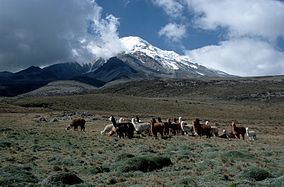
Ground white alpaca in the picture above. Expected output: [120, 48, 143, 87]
[246, 127, 256, 141]
[101, 124, 114, 135]
[131, 118, 151, 135]
[179, 117, 195, 136]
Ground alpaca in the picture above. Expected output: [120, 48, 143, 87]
[131, 118, 151, 135]
[179, 117, 195, 136]
[193, 118, 211, 138]
[150, 118, 164, 138]
[109, 116, 135, 139]
[210, 126, 219, 137]
[101, 124, 114, 135]
[205, 121, 219, 137]
[167, 118, 182, 135]
[66, 118, 85, 131]
[231, 121, 246, 140]
[219, 129, 235, 139]
[246, 127, 256, 141]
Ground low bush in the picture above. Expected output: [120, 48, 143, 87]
[41, 172, 83, 186]
[240, 167, 272, 181]
[113, 155, 172, 172]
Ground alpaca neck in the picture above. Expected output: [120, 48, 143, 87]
[131, 118, 137, 127]
[111, 117, 117, 127]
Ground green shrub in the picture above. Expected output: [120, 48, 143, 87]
[240, 167, 272, 181]
[113, 155, 172, 172]
[0, 141, 12, 148]
[41, 172, 83, 186]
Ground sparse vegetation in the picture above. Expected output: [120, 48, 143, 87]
[0, 77, 283, 186]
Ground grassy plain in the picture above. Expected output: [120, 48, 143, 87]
[0, 77, 283, 186]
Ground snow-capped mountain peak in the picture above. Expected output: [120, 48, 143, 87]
[120, 36, 197, 70]
[120, 36, 150, 52]
[118, 36, 229, 77]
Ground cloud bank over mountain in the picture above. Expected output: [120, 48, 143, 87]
[0, 0, 123, 72]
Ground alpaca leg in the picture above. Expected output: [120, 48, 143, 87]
[160, 130, 163, 138]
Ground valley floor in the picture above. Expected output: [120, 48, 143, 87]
[0, 94, 283, 186]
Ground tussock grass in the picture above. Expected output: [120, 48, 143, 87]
[0, 165, 38, 186]
[41, 172, 84, 186]
[112, 154, 172, 172]
[240, 167, 273, 181]
[0, 82, 283, 186]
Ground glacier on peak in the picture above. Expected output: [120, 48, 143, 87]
[119, 36, 195, 70]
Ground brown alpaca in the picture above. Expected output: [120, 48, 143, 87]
[66, 118, 86, 131]
[231, 121, 246, 140]
[193, 118, 211, 138]
[150, 118, 164, 138]
[163, 119, 170, 135]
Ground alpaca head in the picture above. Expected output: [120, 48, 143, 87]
[136, 116, 140, 122]
[231, 120, 237, 127]
[173, 118, 178, 123]
[194, 118, 200, 125]
[118, 118, 124, 123]
[151, 118, 157, 125]
[205, 121, 209, 125]
[110, 116, 116, 125]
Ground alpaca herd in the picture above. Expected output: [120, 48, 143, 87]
[64, 116, 256, 141]
[97, 116, 257, 141]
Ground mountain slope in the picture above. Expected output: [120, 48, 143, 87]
[83, 57, 138, 82]
[19, 80, 97, 97]
[0, 36, 232, 97]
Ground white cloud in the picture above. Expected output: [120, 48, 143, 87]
[186, 0, 284, 40]
[159, 23, 186, 42]
[0, 0, 123, 72]
[151, 0, 184, 18]
[186, 38, 284, 76]
[86, 15, 125, 60]
[178, 0, 284, 76]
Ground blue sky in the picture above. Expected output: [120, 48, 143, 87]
[97, 0, 223, 52]
[0, 0, 284, 76]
